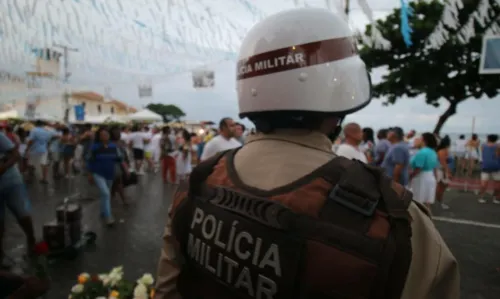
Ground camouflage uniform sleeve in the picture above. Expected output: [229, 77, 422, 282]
[154, 182, 189, 299]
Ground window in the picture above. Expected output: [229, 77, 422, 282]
[111, 106, 115, 114]
[97, 104, 102, 113]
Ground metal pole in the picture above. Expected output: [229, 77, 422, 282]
[53, 43, 78, 83]
[345, 0, 350, 17]
[53, 44, 78, 123]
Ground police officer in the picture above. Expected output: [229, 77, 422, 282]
[155, 7, 459, 299]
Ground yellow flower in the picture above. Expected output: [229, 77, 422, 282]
[110, 290, 119, 298]
[77, 273, 89, 284]
[150, 288, 155, 298]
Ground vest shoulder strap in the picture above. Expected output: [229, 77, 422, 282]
[189, 148, 239, 196]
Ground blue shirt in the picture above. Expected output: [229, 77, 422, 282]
[375, 139, 391, 164]
[382, 142, 410, 186]
[481, 144, 500, 172]
[197, 142, 205, 160]
[87, 142, 123, 180]
[28, 127, 56, 154]
[410, 147, 438, 172]
[0, 132, 23, 188]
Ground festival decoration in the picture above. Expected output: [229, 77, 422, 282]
[192, 68, 215, 89]
[427, 0, 500, 49]
[0, 0, 428, 94]
[68, 266, 155, 299]
[352, 0, 392, 49]
[0, 71, 26, 94]
[400, 0, 413, 47]
[138, 80, 153, 98]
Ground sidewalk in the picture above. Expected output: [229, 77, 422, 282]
[448, 176, 499, 192]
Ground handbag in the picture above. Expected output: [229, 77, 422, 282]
[122, 167, 138, 187]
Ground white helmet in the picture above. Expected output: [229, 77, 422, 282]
[237, 7, 371, 119]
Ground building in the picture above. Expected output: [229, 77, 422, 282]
[70, 91, 137, 116]
[0, 91, 137, 122]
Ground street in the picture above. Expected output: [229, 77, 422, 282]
[3, 174, 500, 298]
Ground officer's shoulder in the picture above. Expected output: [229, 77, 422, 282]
[410, 200, 432, 218]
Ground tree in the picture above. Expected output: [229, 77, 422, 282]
[359, 0, 500, 134]
[146, 103, 185, 122]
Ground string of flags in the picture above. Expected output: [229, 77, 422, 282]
[426, 0, 500, 49]
[4, 0, 495, 94]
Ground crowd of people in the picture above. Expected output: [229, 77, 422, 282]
[0, 117, 499, 256]
[0, 118, 247, 226]
[333, 123, 500, 211]
[1, 6, 500, 299]
[0, 116, 250, 297]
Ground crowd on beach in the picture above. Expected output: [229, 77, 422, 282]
[332, 124, 500, 211]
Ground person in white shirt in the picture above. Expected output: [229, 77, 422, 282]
[335, 122, 367, 163]
[200, 117, 241, 161]
[176, 129, 198, 183]
[128, 125, 150, 174]
[119, 127, 133, 170]
[151, 129, 162, 170]
[406, 129, 418, 158]
[144, 127, 156, 172]
[454, 134, 467, 175]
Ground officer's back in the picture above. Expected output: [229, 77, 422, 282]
[232, 131, 459, 299]
[154, 7, 459, 299]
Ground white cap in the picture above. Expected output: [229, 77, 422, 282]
[236, 7, 371, 118]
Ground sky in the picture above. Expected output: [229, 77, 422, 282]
[0, 0, 499, 134]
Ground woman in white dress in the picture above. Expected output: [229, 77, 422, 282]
[175, 130, 197, 184]
[409, 133, 439, 211]
[454, 134, 467, 175]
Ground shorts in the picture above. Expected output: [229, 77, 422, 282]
[29, 152, 49, 167]
[0, 183, 30, 221]
[145, 151, 153, 159]
[133, 148, 144, 160]
[436, 169, 450, 184]
[480, 171, 500, 181]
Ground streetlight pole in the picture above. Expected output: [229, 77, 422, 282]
[53, 43, 78, 83]
[345, 0, 350, 17]
[53, 43, 78, 123]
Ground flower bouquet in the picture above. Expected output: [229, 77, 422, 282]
[68, 266, 155, 299]
[30, 241, 50, 279]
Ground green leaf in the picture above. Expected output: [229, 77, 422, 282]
[146, 103, 186, 122]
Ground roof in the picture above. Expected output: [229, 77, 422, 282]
[71, 91, 137, 112]
[70, 91, 104, 101]
[109, 99, 137, 112]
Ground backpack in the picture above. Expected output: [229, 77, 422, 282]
[171, 149, 413, 299]
[162, 135, 175, 154]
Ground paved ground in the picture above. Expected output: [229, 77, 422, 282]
[3, 174, 500, 298]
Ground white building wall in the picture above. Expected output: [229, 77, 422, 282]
[1, 94, 132, 122]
